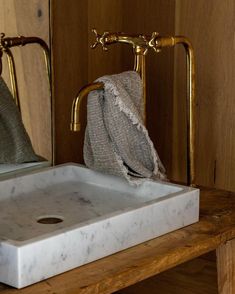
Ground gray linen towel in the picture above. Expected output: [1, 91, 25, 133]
[84, 71, 166, 184]
[0, 77, 39, 163]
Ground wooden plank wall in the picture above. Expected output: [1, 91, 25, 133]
[174, 0, 235, 191]
[2, 1, 233, 191]
[52, 0, 175, 178]
[0, 0, 52, 161]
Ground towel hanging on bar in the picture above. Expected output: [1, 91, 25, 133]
[84, 71, 166, 185]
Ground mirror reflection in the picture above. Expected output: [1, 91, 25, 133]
[0, 34, 52, 178]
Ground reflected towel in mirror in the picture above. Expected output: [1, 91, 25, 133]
[0, 77, 40, 163]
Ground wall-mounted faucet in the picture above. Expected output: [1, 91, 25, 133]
[71, 29, 154, 132]
[71, 29, 196, 186]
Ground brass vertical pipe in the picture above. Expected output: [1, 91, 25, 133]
[4, 48, 20, 111]
[174, 37, 196, 187]
[134, 51, 146, 124]
[150, 35, 196, 186]
[39, 43, 51, 94]
[141, 55, 146, 124]
[185, 41, 196, 187]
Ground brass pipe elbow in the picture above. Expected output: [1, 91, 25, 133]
[70, 82, 103, 132]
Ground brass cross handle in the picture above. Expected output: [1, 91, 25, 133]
[91, 29, 110, 51]
[148, 32, 161, 53]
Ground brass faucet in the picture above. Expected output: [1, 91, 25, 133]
[71, 29, 196, 186]
[71, 29, 153, 131]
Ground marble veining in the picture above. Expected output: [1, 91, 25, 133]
[0, 163, 199, 288]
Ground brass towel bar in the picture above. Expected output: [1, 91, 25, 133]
[71, 30, 196, 187]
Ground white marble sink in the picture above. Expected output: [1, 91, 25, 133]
[0, 163, 199, 288]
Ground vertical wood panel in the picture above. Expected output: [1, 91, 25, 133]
[52, 0, 175, 177]
[88, 0, 124, 82]
[174, 0, 235, 191]
[217, 239, 235, 294]
[121, 0, 175, 178]
[51, 0, 88, 164]
[118, 254, 217, 294]
[0, 0, 52, 161]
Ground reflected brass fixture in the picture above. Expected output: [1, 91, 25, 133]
[71, 30, 196, 187]
[0, 33, 51, 111]
[0, 33, 19, 109]
[0, 33, 54, 165]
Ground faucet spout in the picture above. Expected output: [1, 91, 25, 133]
[70, 82, 104, 132]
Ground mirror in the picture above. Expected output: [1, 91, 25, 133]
[0, 34, 53, 179]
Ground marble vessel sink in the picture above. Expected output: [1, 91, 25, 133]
[0, 163, 199, 288]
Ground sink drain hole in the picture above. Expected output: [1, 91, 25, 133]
[37, 215, 64, 224]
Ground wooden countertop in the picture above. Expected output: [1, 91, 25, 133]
[1, 187, 234, 294]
